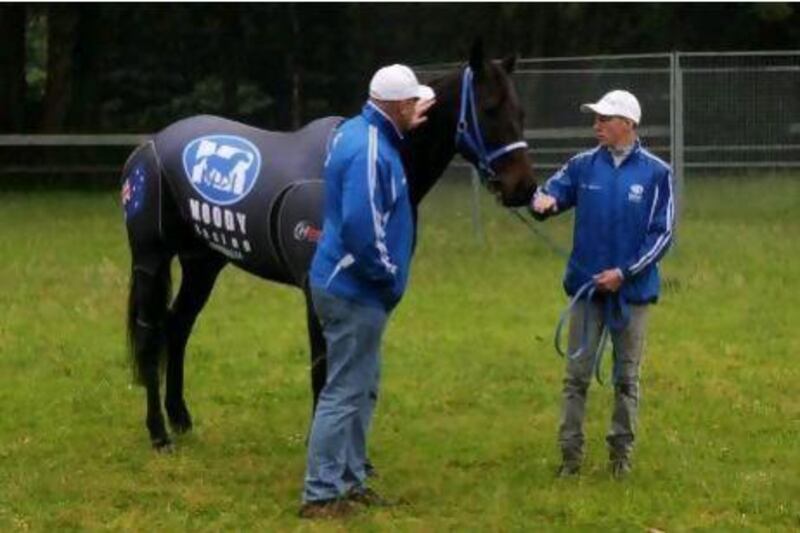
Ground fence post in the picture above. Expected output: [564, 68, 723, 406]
[470, 167, 485, 244]
[670, 51, 685, 228]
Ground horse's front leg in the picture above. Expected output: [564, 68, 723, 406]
[164, 315, 192, 434]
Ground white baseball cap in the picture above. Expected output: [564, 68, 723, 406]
[369, 64, 435, 101]
[580, 90, 641, 125]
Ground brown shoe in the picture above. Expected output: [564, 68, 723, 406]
[298, 498, 356, 519]
[347, 487, 396, 507]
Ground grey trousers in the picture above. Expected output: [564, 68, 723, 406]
[558, 299, 649, 463]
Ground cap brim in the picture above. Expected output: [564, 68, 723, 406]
[580, 102, 639, 124]
[580, 102, 614, 116]
[416, 85, 435, 100]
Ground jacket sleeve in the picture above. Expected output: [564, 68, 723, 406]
[622, 168, 676, 278]
[540, 158, 579, 215]
[340, 149, 398, 286]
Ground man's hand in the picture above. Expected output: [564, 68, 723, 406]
[593, 268, 624, 293]
[409, 98, 436, 129]
[531, 191, 558, 214]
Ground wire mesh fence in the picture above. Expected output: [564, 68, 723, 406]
[417, 50, 800, 182]
[415, 51, 800, 239]
[513, 53, 673, 172]
[1, 51, 799, 183]
[679, 52, 800, 170]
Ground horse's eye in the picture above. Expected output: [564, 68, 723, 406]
[484, 98, 505, 115]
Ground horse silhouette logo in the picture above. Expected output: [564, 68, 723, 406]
[182, 135, 262, 205]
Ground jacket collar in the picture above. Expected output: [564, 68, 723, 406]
[599, 138, 641, 166]
[363, 101, 404, 146]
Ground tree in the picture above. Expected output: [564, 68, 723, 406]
[40, 5, 79, 132]
[0, 4, 27, 131]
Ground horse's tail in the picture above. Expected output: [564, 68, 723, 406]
[126, 264, 172, 385]
[123, 140, 172, 385]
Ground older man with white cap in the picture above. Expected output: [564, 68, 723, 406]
[300, 64, 434, 518]
[531, 90, 675, 479]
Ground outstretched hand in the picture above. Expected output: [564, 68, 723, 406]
[531, 191, 557, 214]
[409, 98, 436, 129]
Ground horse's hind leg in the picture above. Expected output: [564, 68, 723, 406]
[164, 251, 227, 433]
[129, 256, 173, 450]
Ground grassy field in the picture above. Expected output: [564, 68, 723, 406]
[1, 176, 798, 531]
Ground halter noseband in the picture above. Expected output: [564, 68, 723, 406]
[455, 66, 528, 183]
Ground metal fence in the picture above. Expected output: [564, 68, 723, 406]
[418, 51, 800, 238]
[1, 51, 799, 183]
[419, 50, 800, 184]
[679, 51, 800, 171]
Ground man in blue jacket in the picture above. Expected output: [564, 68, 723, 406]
[300, 64, 435, 518]
[531, 90, 675, 479]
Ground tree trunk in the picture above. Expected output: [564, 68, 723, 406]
[40, 5, 79, 132]
[0, 4, 27, 132]
[71, 5, 101, 130]
[287, 4, 303, 129]
[219, 5, 241, 117]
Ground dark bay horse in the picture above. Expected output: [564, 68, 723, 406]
[123, 42, 537, 450]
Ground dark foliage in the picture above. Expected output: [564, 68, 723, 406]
[1, 3, 798, 133]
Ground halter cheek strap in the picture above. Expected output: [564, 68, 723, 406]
[455, 66, 528, 182]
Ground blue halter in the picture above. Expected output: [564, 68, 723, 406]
[455, 66, 528, 183]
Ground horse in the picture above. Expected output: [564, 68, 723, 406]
[122, 41, 537, 450]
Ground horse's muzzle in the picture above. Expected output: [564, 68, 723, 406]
[490, 175, 536, 207]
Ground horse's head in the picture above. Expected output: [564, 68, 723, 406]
[455, 40, 537, 207]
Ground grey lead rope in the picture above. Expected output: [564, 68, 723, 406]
[507, 208, 613, 384]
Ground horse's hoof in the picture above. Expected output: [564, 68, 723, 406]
[167, 411, 193, 434]
[169, 419, 193, 435]
[152, 437, 174, 453]
[166, 403, 193, 434]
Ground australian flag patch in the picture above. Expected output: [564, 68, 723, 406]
[122, 165, 147, 220]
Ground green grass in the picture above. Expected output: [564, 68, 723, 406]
[1, 176, 799, 531]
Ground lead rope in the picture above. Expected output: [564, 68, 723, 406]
[507, 208, 620, 384]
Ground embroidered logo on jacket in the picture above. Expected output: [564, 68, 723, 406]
[182, 135, 261, 205]
[628, 183, 644, 203]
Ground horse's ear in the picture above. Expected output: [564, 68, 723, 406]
[501, 54, 517, 74]
[469, 38, 485, 74]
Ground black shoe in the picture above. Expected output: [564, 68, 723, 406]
[347, 487, 396, 507]
[610, 458, 631, 480]
[556, 461, 581, 478]
[298, 498, 356, 519]
[365, 460, 378, 478]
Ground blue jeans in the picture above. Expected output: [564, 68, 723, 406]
[303, 288, 387, 502]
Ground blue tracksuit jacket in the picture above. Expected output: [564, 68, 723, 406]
[542, 140, 675, 304]
[309, 102, 414, 311]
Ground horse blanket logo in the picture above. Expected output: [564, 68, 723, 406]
[182, 135, 262, 205]
[293, 220, 322, 243]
